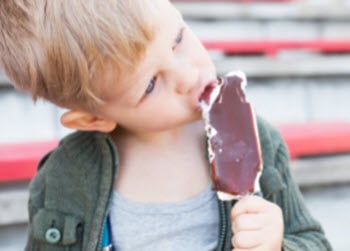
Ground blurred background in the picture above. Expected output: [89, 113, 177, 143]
[1, 0, 350, 250]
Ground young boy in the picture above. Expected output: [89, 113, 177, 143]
[0, 0, 332, 250]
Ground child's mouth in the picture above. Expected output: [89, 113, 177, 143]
[199, 83, 216, 105]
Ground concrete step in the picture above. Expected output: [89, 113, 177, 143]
[246, 77, 350, 125]
[0, 190, 28, 225]
[174, 0, 350, 21]
[0, 89, 69, 143]
[212, 53, 350, 77]
[188, 20, 350, 40]
[0, 223, 27, 251]
[292, 154, 350, 187]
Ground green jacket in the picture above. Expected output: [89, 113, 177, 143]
[24, 118, 332, 251]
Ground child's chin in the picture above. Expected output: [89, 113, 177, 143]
[188, 112, 203, 123]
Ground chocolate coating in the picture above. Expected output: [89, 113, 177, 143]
[208, 75, 262, 196]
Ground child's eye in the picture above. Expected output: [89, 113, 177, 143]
[172, 27, 184, 50]
[175, 29, 184, 45]
[145, 76, 157, 95]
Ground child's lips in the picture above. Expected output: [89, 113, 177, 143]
[199, 79, 218, 106]
[200, 84, 215, 105]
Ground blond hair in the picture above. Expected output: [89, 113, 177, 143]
[0, 0, 158, 110]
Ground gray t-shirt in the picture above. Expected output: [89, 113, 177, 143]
[109, 184, 219, 251]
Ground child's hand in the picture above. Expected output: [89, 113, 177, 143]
[231, 195, 283, 251]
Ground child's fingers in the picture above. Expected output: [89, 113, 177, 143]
[230, 196, 284, 251]
[231, 195, 267, 220]
[232, 249, 259, 251]
[232, 229, 262, 249]
[232, 213, 263, 233]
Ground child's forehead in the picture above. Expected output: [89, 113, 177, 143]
[137, 0, 182, 25]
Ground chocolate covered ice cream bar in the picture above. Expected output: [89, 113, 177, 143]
[201, 71, 263, 200]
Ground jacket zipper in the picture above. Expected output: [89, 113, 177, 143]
[217, 200, 228, 251]
[97, 139, 118, 251]
[98, 215, 105, 250]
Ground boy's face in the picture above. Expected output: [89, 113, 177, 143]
[95, 0, 216, 133]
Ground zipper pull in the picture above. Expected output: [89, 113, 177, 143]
[101, 217, 113, 250]
[102, 244, 113, 251]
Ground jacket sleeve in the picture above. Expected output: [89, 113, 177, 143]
[24, 149, 86, 251]
[24, 162, 46, 251]
[269, 135, 333, 251]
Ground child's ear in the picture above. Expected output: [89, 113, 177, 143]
[60, 110, 117, 133]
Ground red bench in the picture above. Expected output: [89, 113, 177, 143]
[278, 121, 350, 159]
[1, 121, 350, 182]
[202, 39, 350, 56]
[0, 141, 58, 182]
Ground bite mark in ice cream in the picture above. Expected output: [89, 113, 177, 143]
[201, 71, 263, 200]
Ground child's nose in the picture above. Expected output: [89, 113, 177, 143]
[173, 62, 198, 95]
